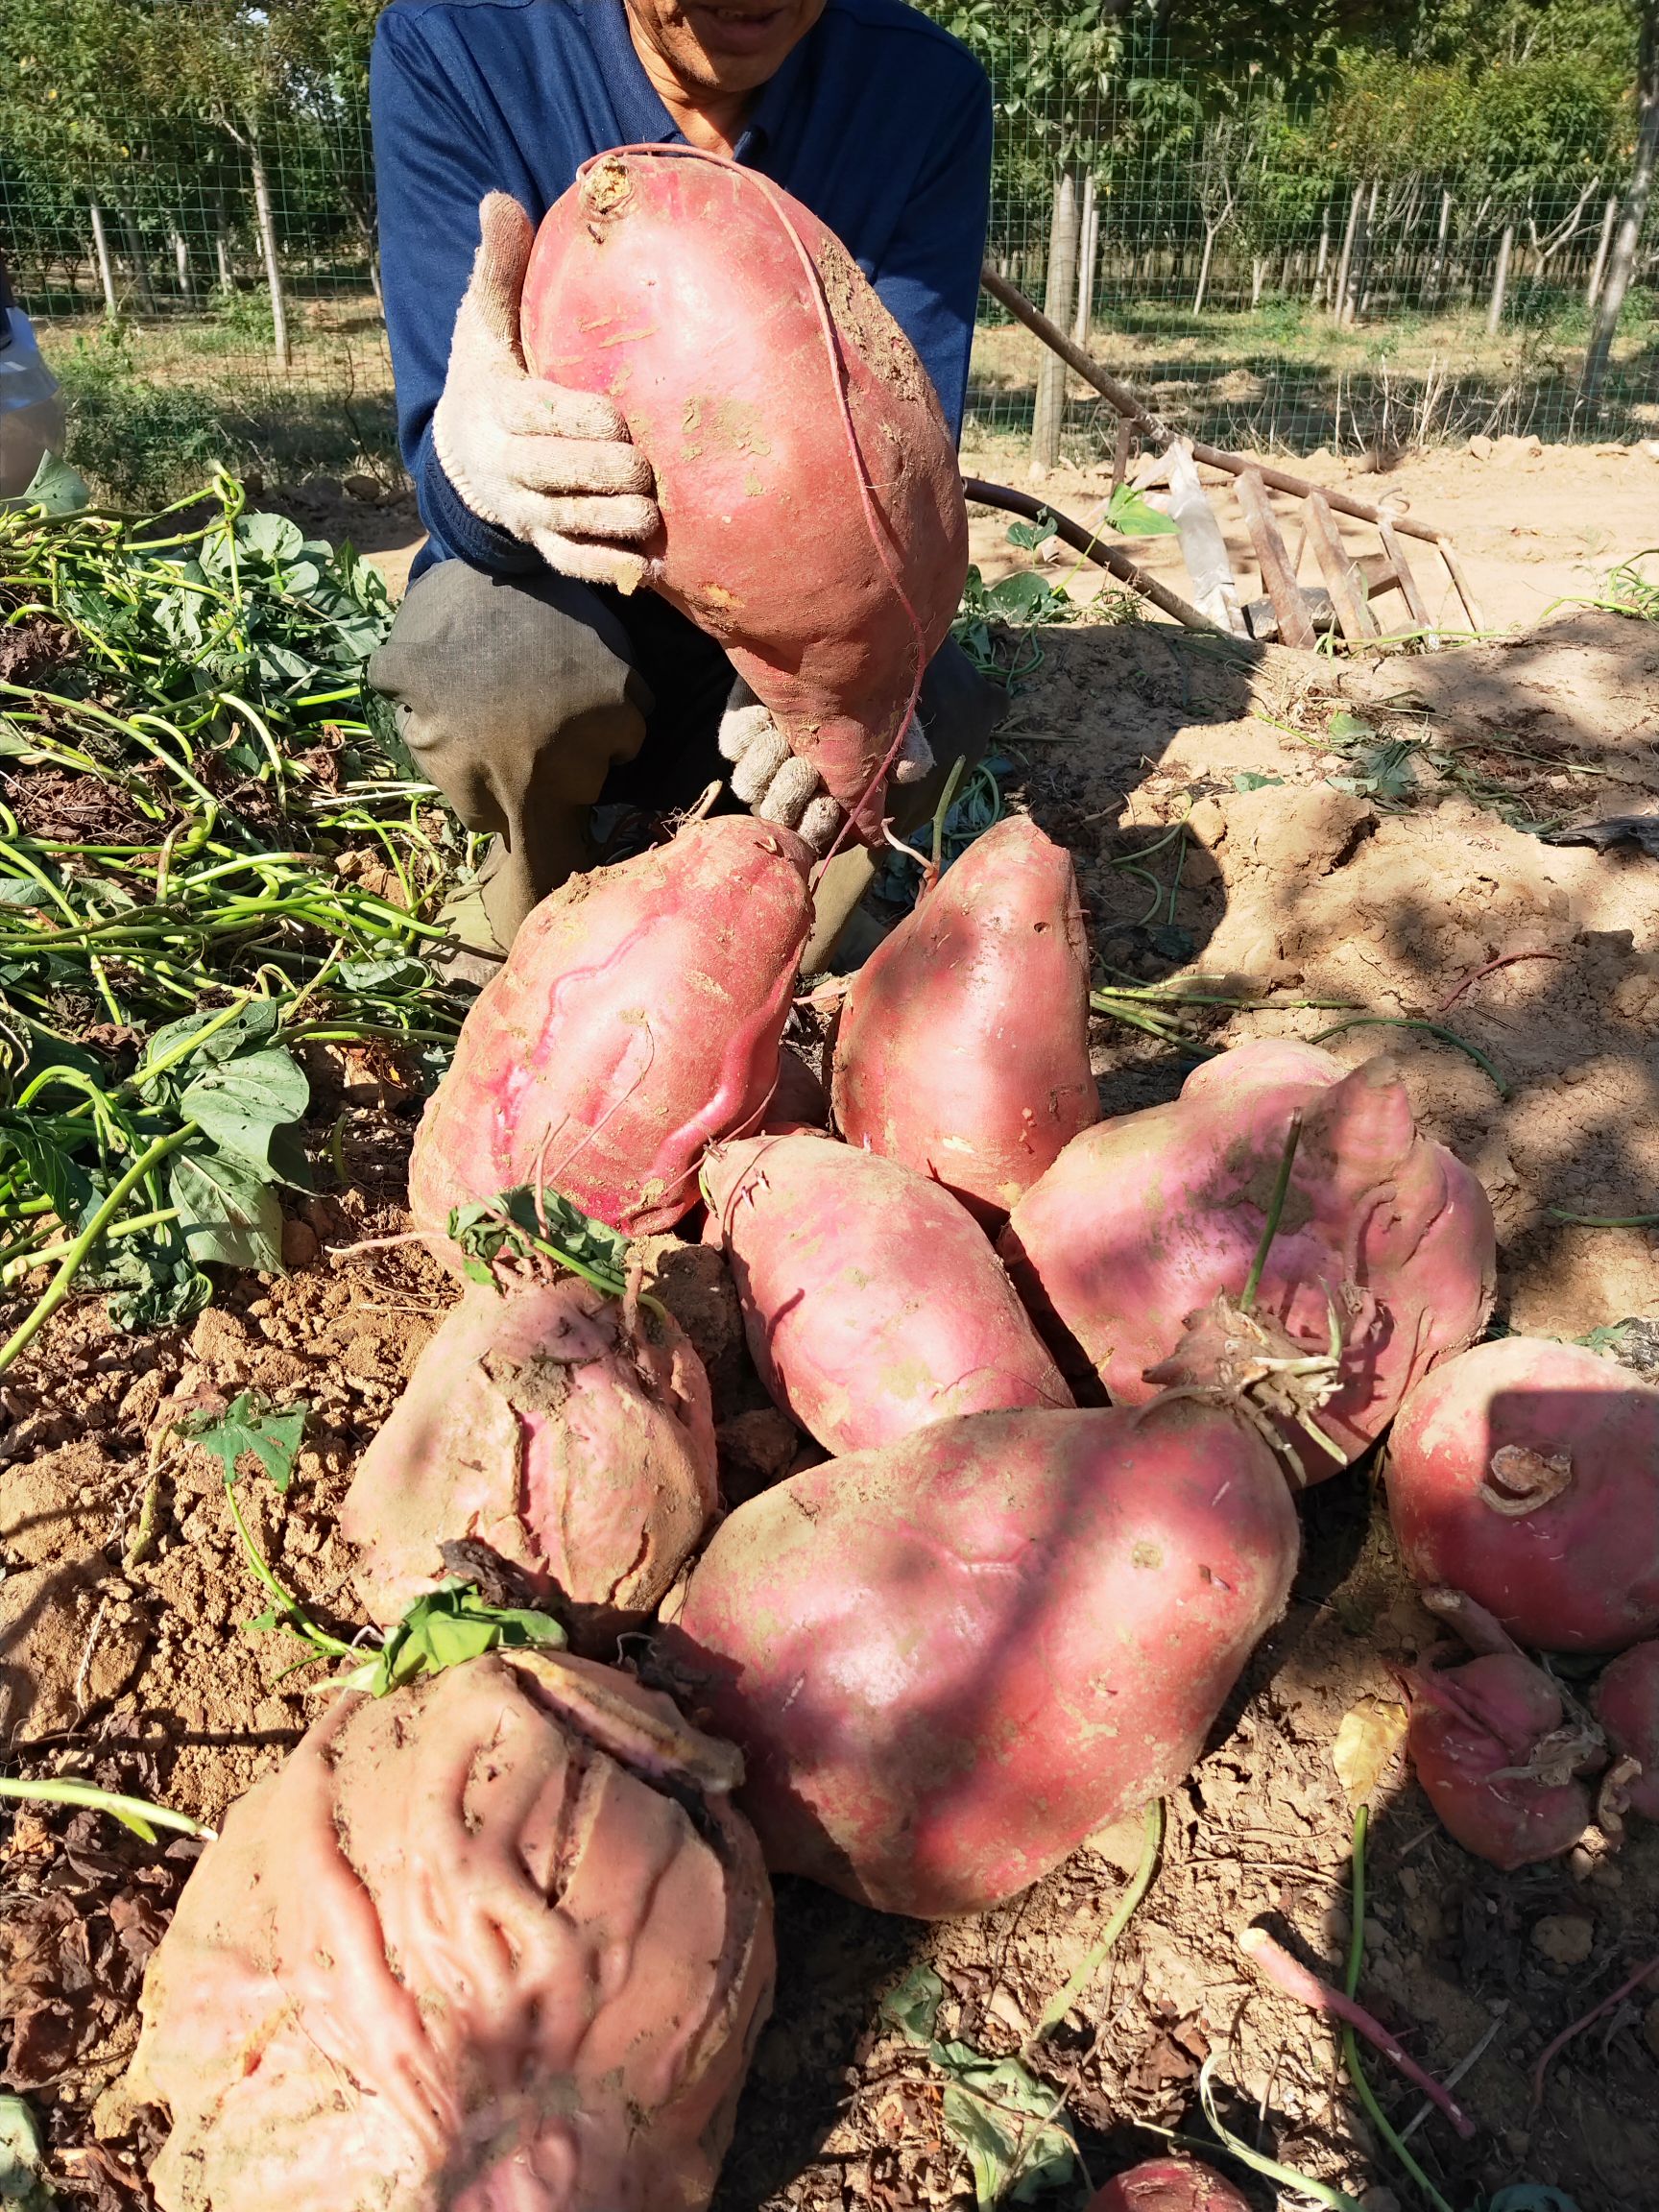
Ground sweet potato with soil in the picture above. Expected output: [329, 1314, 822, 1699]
[831, 815, 1098, 1220]
[1407, 1650, 1597, 1869]
[655, 1401, 1299, 1917]
[1387, 1335, 1659, 1651]
[523, 151, 967, 839]
[409, 815, 813, 1247]
[998, 1040, 1495, 1473]
[342, 1280, 716, 1649]
[1088, 2162, 1251, 2212]
[1595, 1642, 1659, 1822]
[702, 1130, 1070, 1455]
[125, 1650, 774, 2212]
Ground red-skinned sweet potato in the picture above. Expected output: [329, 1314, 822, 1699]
[702, 1131, 1071, 1455]
[409, 815, 813, 1247]
[126, 1651, 773, 2212]
[831, 815, 1098, 1220]
[1407, 1650, 1596, 1869]
[656, 1401, 1299, 1917]
[998, 1041, 1495, 1473]
[1088, 2161, 1251, 2212]
[523, 151, 968, 839]
[342, 1280, 716, 1649]
[1595, 1642, 1659, 1822]
[1387, 1336, 1659, 1651]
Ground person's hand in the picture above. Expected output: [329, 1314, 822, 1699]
[433, 194, 660, 591]
[717, 679, 933, 855]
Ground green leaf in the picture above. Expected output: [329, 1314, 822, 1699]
[1105, 483, 1180, 536]
[340, 1579, 566, 1697]
[1327, 710, 1378, 742]
[337, 955, 432, 993]
[0, 878, 53, 909]
[233, 512, 306, 563]
[11, 450, 89, 517]
[1006, 510, 1060, 551]
[882, 1964, 947, 2044]
[1488, 2193, 1583, 2212]
[0, 2090, 54, 2208]
[179, 1046, 309, 1166]
[983, 570, 1072, 624]
[180, 1389, 307, 1492]
[448, 1187, 633, 1300]
[144, 1000, 281, 1072]
[1232, 771, 1285, 791]
[167, 1146, 284, 1271]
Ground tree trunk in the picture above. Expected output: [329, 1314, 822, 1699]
[1487, 222, 1515, 334]
[119, 210, 156, 311]
[1428, 188, 1453, 307]
[1334, 183, 1364, 323]
[172, 230, 197, 305]
[1030, 162, 1082, 472]
[1251, 254, 1266, 307]
[88, 204, 119, 317]
[1584, 11, 1659, 408]
[247, 140, 293, 369]
[1192, 224, 1220, 314]
[1314, 202, 1333, 301]
[1072, 174, 1099, 345]
[1586, 190, 1621, 310]
[1353, 178, 1381, 319]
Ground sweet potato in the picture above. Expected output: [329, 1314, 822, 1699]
[1088, 2161, 1251, 2212]
[831, 815, 1098, 1220]
[702, 1131, 1070, 1454]
[125, 1651, 774, 2212]
[523, 151, 967, 839]
[656, 1401, 1299, 1917]
[409, 815, 813, 1248]
[342, 1280, 716, 1649]
[1594, 1642, 1659, 1822]
[998, 1041, 1495, 1473]
[1407, 1650, 1596, 1869]
[1387, 1335, 1659, 1651]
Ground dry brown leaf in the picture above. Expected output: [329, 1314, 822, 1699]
[1333, 1697, 1409, 1806]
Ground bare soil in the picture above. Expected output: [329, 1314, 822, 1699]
[4, 517, 1659, 2210]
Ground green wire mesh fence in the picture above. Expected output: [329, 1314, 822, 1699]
[1, 18, 1654, 504]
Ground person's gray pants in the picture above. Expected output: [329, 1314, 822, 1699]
[368, 558, 1001, 962]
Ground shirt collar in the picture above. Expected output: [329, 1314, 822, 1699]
[578, 0, 813, 162]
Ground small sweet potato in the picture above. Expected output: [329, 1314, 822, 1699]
[1000, 1041, 1495, 1473]
[126, 1651, 774, 2212]
[702, 1131, 1070, 1454]
[1593, 1642, 1659, 1822]
[831, 815, 1098, 1220]
[657, 1401, 1299, 1917]
[1088, 2160, 1251, 2212]
[1407, 1650, 1596, 1869]
[1387, 1335, 1659, 1651]
[409, 815, 814, 1249]
[342, 1279, 716, 1649]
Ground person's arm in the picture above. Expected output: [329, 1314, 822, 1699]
[867, 63, 993, 439]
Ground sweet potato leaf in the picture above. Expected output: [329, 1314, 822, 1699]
[181, 1390, 308, 1493]
[168, 1146, 285, 1271]
[341, 1579, 566, 1697]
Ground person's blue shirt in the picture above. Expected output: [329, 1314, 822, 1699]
[371, 0, 993, 577]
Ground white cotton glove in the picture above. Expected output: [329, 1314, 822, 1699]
[433, 193, 660, 591]
[717, 679, 933, 854]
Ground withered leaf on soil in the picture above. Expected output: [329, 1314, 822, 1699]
[1332, 1697, 1410, 1808]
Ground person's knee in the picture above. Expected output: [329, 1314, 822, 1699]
[891, 639, 1004, 834]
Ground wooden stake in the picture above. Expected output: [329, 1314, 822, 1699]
[1236, 469, 1316, 650]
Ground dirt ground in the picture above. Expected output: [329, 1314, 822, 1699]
[4, 458, 1659, 2212]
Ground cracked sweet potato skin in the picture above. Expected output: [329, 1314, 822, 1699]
[1388, 1335, 1659, 1652]
[409, 817, 814, 1248]
[657, 1402, 1298, 1918]
[125, 1652, 774, 2212]
[342, 1282, 717, 1647]
[999, 1041, 1495, 1472]
[831, 816, 1098, 1221]
[702, 1131, 1070, 1455]
[1407, 1652, 1592, 1869]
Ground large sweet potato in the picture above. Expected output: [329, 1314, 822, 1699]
[409, 815, 813, 1247]
[831, 815, 1098, 1220]
[523, 151, 967, 839]
[125, 1651, 774, 2212]
[702, 1131, 1070, 1455]
[999, 1041, 1495, 1472]
[656, 1402, 1299, 1917]
[1387, 1336, 1659, 1651]
[342, 1280, 717, 1648]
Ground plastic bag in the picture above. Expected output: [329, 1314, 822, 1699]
[0, 309, 66, 500]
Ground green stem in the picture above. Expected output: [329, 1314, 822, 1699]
[221, 1477, 354, 1660]
[1310, 1016, 1509, 1099]
[1033, 1798, 1164, 2038]
[930, 754, 969, 873]
[0, 1124, 194, 1374]
[1240, 1110, 1304, 1316]
[0, 1775, 216, 1843]
[1, 1205, 179, 1286]
[1545, 1208, 1659, 1228]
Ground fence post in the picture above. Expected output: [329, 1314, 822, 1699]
[1030, 162, 1081, 473]
[1072, 174, 1098, 346]
[1486, 222, 1514, 334]
[1333, 183, 1364, 324]
[1585, 191, 1619, 310]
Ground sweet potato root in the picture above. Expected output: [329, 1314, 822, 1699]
[342, 1280, 717, 1649]
[702, 1131, 1070, 1454]
[999, 1041, 1495, 1473]
[125, 1651, 774, 2212]
[831, 815, 1098, 1220]
[656, 1401, 1298, 1917]
[409, 815, 814, 1249]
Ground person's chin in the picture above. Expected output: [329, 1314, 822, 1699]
[682, 2, 803, 79]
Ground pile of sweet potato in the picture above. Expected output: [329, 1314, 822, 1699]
[127, 773, 1659, 2207]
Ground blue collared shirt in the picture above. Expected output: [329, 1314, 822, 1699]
[371, 0, 992, 574]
